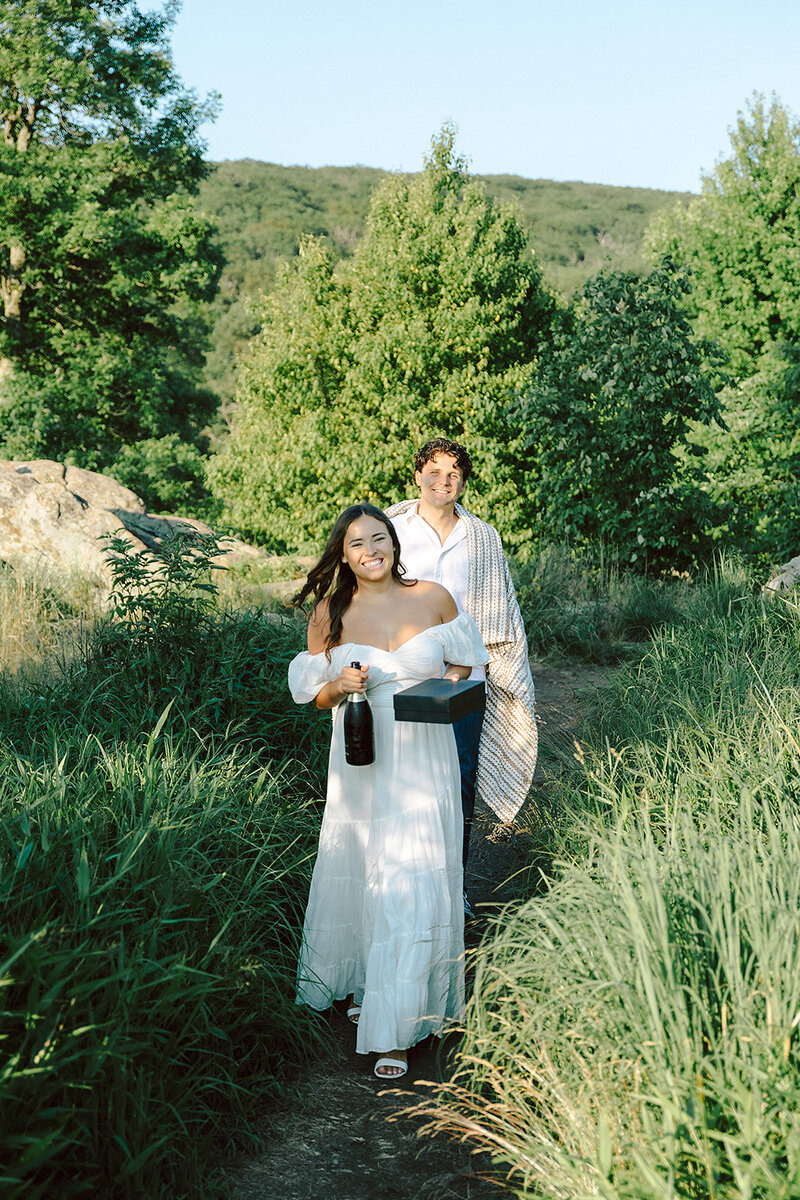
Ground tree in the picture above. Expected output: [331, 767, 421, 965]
[0, 0, 221, 472]
[687, 343, 800, 564]
[209, 127, 556, 553]
[647, 94, 800, 379]
[647, 94, 800, 562]
[512, 263, 722, 566]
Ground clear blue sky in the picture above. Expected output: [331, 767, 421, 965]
[170, 0, 800, 193]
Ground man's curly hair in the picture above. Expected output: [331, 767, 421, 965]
[413, 438, 472, 483]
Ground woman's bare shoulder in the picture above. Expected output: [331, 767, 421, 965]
[307, 598, 331, 654]
[412, 580, 458, 621]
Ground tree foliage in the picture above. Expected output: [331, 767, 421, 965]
[688, 344, 800, 564]
[513, 263, 722, 566]
[209, 128, 556, 553]
[0, 0, 222, 470]
[198, 159, 690, 403]
[647, 94, 800, 562]
[647, 94, 800, 379]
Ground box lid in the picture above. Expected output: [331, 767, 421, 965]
[393, 678, 485, 724]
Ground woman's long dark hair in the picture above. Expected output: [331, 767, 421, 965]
[291, 504, 414, 657]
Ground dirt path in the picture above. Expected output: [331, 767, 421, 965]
[225, 661, 613, 1200]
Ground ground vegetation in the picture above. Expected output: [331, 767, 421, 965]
[427, 560, 800, 1200]
[0, 535, 327, 1197]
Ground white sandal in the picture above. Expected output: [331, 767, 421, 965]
[346, 1004, 361, 1025]
[374, 1056, 408, 1079]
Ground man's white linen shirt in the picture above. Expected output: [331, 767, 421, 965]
[391, 504, 486, 683]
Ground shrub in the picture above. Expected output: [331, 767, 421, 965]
[109, 434, 213, 516]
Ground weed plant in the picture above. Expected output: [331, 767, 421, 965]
[0, 534, 330, 1196]
[425, 564, 800, 1199]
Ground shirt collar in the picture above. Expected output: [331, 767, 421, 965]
[405, 503, 466, 545]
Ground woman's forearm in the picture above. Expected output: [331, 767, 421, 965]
[314, 680, 347, 709]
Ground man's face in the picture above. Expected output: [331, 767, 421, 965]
[414, 453, 465, 509]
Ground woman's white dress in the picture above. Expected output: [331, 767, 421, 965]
[288, 612, 488, 1055]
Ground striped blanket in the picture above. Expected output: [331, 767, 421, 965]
[386, 500, 537, 822]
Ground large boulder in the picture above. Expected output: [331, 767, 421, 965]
[763, 554, 800, 598]
[0, 459, 265, 583]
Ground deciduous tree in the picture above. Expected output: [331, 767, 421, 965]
[647, 94, 800, 561]
[513, 264, 722, 566]
[0, 0, 221, 471]
[647, 94, 800, 379]
[210, 128, 555, 552]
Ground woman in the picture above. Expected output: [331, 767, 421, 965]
[288, 503, 488, 1079]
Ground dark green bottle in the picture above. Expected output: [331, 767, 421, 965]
[344, 660, 374, 765]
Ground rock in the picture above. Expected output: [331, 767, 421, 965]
[0, 458, 268, 584]
[763, 554, 800, 598]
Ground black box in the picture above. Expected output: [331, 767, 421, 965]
[393, 678, 485, 725]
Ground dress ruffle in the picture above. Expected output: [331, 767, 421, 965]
[287, 651, 337, 704]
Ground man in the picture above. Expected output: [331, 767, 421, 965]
[385, 438, 538, 914]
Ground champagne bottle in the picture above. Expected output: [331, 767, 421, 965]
[344, 660, 374, 765]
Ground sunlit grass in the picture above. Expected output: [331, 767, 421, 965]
[514, 545, 692, 664]
[0, 560, 100, 674]
[425, 565, 800, 1199]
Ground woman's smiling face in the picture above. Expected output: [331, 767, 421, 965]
[342, 514, 395, 582]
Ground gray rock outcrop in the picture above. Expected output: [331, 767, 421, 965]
[0, 459, 264, 583]
[763, 554, 800, 598]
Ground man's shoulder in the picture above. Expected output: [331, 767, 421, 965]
[456, 505, 503, 545]
[385, 499, 417, 523]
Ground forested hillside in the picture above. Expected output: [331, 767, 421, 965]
[198, 160, 692, 399]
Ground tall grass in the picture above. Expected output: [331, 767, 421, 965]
[0, 540, 330, 1196]
[424, 567, 800, 1199]
[514, 546, 687, 663]
[0, 737, 322, 1198]
[0, 560, 100, 674]
[589, 558, 797, 770]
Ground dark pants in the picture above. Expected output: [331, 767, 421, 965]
[453, 702, 485, 869]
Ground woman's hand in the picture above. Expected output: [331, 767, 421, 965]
[443, 663, 470, 682]
[314, 664, 369, 709]
[338, 663, 369, 695]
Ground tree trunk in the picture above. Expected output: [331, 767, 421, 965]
[1, 243, 25, 317]
[0, 95, 36, 377]
[1, 242, 25, 375]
